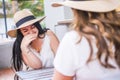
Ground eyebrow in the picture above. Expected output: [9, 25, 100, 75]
[21, 28, 27, 31]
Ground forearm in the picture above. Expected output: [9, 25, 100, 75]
[52, 69, 73, 80]
[21, 47, 42, 69]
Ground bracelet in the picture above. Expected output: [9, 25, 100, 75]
[26, 48, 31, 54]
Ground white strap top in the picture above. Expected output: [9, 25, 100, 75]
[23, 35, 54, 70]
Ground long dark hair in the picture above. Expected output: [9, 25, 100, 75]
[72, 8, 120, 68]
[12, 22, 48, 72]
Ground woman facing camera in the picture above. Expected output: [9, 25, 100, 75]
[7, 9, 59, 72]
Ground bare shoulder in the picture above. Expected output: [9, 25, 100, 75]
[46, 30, 56, 36]
[46, 29, 59, 54]
[45, 29, 59, 43]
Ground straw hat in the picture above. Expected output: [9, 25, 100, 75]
[7, 9, 46, 37]
[116, 5, 120, 12]
[52, 0, 120, 12]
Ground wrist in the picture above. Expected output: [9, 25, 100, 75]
[21, 47, 31, 54]
[26, 49, 31, 54]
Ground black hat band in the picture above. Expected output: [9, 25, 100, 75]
[16, 15, 35, 27]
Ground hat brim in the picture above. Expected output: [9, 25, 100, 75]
[116, 5, 120, 12]
[57, 19, 72, 25]
[52, 0, 120, 12]
[7, 16, 46, 38]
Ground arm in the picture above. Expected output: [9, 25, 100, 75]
[22, 49, 42, 69]
[21, 34, 42, 69]
[46, 30, 60, 55]
[52, 32, 78, 80]
[53, 69, 73, 80]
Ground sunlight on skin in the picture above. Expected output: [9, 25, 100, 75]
[0, 68, 15, 80]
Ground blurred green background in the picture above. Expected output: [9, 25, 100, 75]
[0, 0, 44, 18]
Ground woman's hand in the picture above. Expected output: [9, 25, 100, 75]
[21, 33, 42, 69]
[21, 34, 37, 52]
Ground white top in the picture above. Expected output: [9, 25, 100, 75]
[54, 30, 119, 80]
[23, 35, 54, 70]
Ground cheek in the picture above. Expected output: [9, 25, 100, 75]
[21, 30, 29, 36]
[22, 32, 28, 36]
[31, 29, 39, 37]
[34, 28, 39, 34]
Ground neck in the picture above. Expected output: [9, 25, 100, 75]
[31, 38, 43, 52]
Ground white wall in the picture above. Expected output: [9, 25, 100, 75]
[44, 0, 65, 31]
[0, 39, 14, 69]
[44, 0, 72, 40]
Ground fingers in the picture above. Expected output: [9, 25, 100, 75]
[21, 34, 37, 48]
[26, 34, 37, 41]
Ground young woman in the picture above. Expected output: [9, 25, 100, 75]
[7, 9, 59, 72]
[52, 0, 120, 80]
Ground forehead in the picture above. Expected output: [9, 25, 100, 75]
[20, 25, 32, 30]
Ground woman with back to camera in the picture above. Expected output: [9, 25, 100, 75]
[51, 0, 120, 80]
[7, 9, 59, 73]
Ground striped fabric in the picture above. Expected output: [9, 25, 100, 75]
[16, 68, 54, 80]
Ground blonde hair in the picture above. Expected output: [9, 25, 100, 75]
[72, 8, 120, 68]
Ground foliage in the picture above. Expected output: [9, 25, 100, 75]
[0, 0, 44, 17]
[18, 0, 44, 17]
[18, 0, 46, 27]
[0, 0, 12, 18]
[0, 1, 2, 8]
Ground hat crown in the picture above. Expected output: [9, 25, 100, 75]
[7, 9, 45, 38]
[52, 0, 120, 12]
[14, 9, 34, 24]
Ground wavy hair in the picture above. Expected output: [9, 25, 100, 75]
[72, 8, 120, 68]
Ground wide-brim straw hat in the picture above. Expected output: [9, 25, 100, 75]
[7, 9, 46, 37]
[52, 0, 120, 12]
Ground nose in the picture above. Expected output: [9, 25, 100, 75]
[29, 30, 33, 34]
[28, 30, 34, 34]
